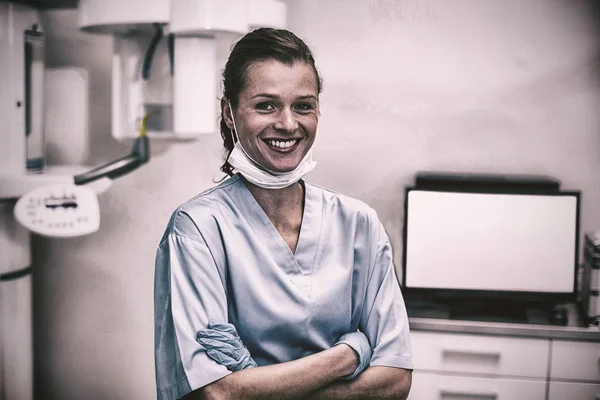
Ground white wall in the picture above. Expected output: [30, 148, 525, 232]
[34, 1, 600, 398]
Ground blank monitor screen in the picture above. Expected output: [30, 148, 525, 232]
[404, 190, 579, 294]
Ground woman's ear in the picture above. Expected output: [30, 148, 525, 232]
[221, 98, 234, 131]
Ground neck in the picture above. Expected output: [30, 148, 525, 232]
[243, 177, 304, 231]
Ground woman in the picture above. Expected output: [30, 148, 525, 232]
[155, 28, 412, 400]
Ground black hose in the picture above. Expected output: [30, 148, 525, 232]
[0, 266, 32, 282]
[73, 136, 150, 185]
[168, 33, 175, 76]
[141, 23, 165, 81]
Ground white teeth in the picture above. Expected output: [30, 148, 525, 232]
[267, 139, 298, 148]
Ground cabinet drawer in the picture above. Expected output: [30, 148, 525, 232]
[408, 371, 546, 400]
[411, 331, 549, 378]
[548, 381, 600, 400]
[550, 340, 600, 381]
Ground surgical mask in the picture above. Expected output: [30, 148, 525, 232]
[226, 102, 317, 190]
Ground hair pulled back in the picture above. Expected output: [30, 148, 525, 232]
[219, 28, 323, 177]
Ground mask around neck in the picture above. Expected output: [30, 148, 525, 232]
[225, 101, 317, 190]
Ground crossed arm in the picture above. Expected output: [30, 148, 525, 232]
[184, 323, 411, 400]
[305, 365, 412, 400]
[186, 346, 411, 400]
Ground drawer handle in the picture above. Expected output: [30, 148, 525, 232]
[442, 349, 502, 360]
[440, 389, 498, 400]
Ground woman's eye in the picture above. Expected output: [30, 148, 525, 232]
[256, 102, 275, 111]
[294, 103, 315, 112]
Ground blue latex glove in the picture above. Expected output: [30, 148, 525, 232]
[196, 321, 257, 371]
[334, 331, 373, 380]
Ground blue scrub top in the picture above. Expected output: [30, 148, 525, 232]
[154, 174, 412, 400]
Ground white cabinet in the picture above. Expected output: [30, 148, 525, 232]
[548, 381, 600, 400]
[409, 330, 600, 400]
[409, 331, 548, 400]
[411, 331, 549, 378]
[550, 340, 600, 382]
[410, 372, 546, 400]
[548, 340, 600, 400]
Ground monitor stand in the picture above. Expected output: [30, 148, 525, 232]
[405, 295, 577, 326]
[449, 299, 529, 324]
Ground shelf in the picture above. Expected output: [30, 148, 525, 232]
[0, 165, 112, 200]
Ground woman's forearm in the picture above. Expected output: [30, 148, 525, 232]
[187, 344, 359, 400]
[304, 366, 412, 400]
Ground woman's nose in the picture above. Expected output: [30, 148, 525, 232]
[274, 108, 298, 133]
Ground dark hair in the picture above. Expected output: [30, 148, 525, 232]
[219, 28, 323, 177]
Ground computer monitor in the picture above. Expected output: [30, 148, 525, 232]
[402, 187, 581, 303]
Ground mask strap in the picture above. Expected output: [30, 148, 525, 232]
[227, 101, 240, 144]
[227, 101, 266, 168]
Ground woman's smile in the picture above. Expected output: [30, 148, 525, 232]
[262, 138, 302, 153]
[229, 60, 319, 173]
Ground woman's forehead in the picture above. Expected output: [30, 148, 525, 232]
[241, 60, 319, 98]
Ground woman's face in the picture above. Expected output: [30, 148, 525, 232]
[225, 60, 319, 173]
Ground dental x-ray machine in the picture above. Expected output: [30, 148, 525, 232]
[0, 1, 286, 398]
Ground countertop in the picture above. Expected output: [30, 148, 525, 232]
[408, 303, 600, 341]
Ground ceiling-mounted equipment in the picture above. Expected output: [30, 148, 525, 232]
[77, 0, 287, 141]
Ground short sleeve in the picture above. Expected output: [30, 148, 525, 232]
[359, 223, 413, 370]
[154, 229, 231, 400]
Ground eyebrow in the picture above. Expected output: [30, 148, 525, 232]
[250, 93, 318, 101]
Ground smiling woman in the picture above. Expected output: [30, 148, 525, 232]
[223, 61, 319, 187]
[219, 29, 322, 178]
[154, 28, 413, 400]
[224, 60, 319, 174]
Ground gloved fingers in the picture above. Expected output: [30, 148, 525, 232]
[196, 336, 243, 354]
[207, 321, 241, 339]
[196, 330, 244, 351]
[197, 328, 239, 343]
[206, 348, 257, 372]
[196, 336, 232, 352]
[237, 351, 252, 368]
[237, 351, 258, 370]
[206, 349, 239, 368]
[200, 338, 244, 360]
[196, 333, 245, 356]
[196, 321, 257, 372]
[245, 355, 258, 369]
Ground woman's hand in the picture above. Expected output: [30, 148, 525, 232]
[334, 331, 373, 379]
[196, 321, 257, 371]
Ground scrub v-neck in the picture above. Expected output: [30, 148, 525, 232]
[232, 175, 323, 279]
